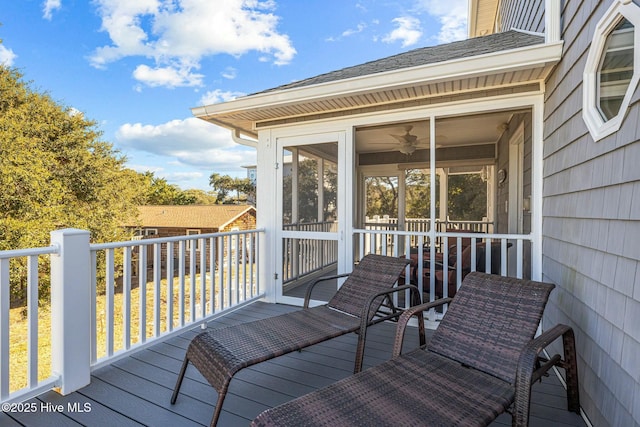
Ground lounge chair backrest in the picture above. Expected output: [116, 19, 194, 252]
[327, 254, 410, 320]
[428, 272, 554, 383]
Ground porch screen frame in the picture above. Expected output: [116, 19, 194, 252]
[274, 130, 347, 306]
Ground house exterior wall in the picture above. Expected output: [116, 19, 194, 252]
[498, 0, 545, 34]
[541, 1, 640, 426]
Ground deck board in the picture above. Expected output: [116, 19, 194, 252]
[8, 301, 586, 427]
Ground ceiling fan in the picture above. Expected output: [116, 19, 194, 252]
[390, 125, 421, 155]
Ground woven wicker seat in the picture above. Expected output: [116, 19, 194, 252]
[252, 272, 581, 427]
[171, 254, 417, 427]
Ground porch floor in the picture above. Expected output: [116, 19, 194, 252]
[4, 302, 586, 427]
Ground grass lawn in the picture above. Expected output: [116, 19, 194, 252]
[9, 270, 257, 393]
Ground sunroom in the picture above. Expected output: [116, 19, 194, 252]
[193, 29, 563, 315]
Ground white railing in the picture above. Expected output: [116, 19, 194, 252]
[282, 221, 338, 284]
[354, 228, 532, 321]
[0, 246, 60, 405]
[364, 217, 495, 250]
[0, 228, 264, 403]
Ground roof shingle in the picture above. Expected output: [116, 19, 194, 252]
[127, 205, 256, 229]
[255, 30, 544, 94]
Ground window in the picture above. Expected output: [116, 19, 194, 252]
[598, 19, 634, 120]
[583, 1, 640, 141]
[186, 229, 201, 251]
[133, 228, 157, 240]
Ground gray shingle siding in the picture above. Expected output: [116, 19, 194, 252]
[499, 0, 545, 34]
[542, 1, 640, 426]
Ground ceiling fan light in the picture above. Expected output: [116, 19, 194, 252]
[398, 144, 416, 155]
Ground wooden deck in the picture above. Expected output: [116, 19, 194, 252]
[4, 301, 586, 427]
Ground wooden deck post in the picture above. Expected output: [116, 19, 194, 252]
[50, 228, 91, 394]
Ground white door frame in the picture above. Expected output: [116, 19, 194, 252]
[273, 131, 347, 306]
[508, 122, 525, 235]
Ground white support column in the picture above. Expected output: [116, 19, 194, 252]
[291, 148, 300, 281]
[50, 228, 91, 395]
[545, 0, 562, 43]
[317, 158, 324, 223]
[438, 168, 448, 228]
[531, 96, 545, 281]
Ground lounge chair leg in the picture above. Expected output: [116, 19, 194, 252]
[353, 326, 368, 373]
[209, 382, 230, 427]
[171, 356, 190, 404]
[562, 329, 581, 413]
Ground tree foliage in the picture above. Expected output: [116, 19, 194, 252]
[141, 171, 198, 205]
[447, 174, 487, 220]
[364, 170, 486, 220]
[282, 158, 337, 225]
[209, 172, 255, 204]
[0, 66, 147, 302]
[182, 189, 218, 205]
[365, 176, 400, 218]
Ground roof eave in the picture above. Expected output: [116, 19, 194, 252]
[192, 40, 563, 126]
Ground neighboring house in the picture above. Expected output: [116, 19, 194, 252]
[190, 1, 640, 426]
[128, 205, 257, 238]
[125, 205, 257, 271]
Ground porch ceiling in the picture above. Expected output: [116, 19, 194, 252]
[193, 32, 562, 139]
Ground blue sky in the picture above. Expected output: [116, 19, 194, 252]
[1, 0, 468, 191]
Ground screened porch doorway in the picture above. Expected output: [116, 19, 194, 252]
[275, 132, 346, 305]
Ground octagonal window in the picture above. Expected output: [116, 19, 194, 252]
[583, 1, 640, 141]
[598, 18, 634, 121]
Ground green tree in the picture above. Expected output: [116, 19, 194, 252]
[182, 189, 218, 205]
[141, 171, 197, 205]
[448, 174, 487, 220]
[282, 158, 337, 224]
[209, 173, 254, 204]
[405, 169, 438, 218]
[0, 65, 147, 302]
[365, 176, 399, 218]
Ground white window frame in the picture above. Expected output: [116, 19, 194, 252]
[144, 228, 158, 236]
[186, 229, 201, 251]
[583, 0, 640, 141]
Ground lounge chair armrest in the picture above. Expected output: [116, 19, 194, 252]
[351, 284, 421, 374]
[358, 284, 421, 324]
[513, 324, 580, 426]
[304, 273, 351, 308]
[424, 260, 446, 269]
[392, 298, 453, 357]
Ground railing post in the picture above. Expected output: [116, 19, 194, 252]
[50, 228, 91, 394]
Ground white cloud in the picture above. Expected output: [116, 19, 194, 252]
[198, 89, 246, 106]
[416, 0, 468, 43]
[221, 67, 237, 80]
[168, 171, 204, 181]
[133, 63, 204, 87]
[0, 45, 17, 66]
[382, 16, 422, 47]
[116, 117, 255, 169]
[342, 23, 367, 37]
[43, 0, 61, 20]
[89, 0, 296, 88]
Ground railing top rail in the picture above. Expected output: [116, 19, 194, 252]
[0, 245, 59, 259]
[283, 221, 335, 227]
[90, 228, 265, 251]
[353, 228, 531, 241]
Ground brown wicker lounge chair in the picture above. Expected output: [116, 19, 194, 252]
[171, 254, 418, 427]
[252, 272, 580, 427]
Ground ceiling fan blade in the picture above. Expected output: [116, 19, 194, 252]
[390, 133, 418, 144]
